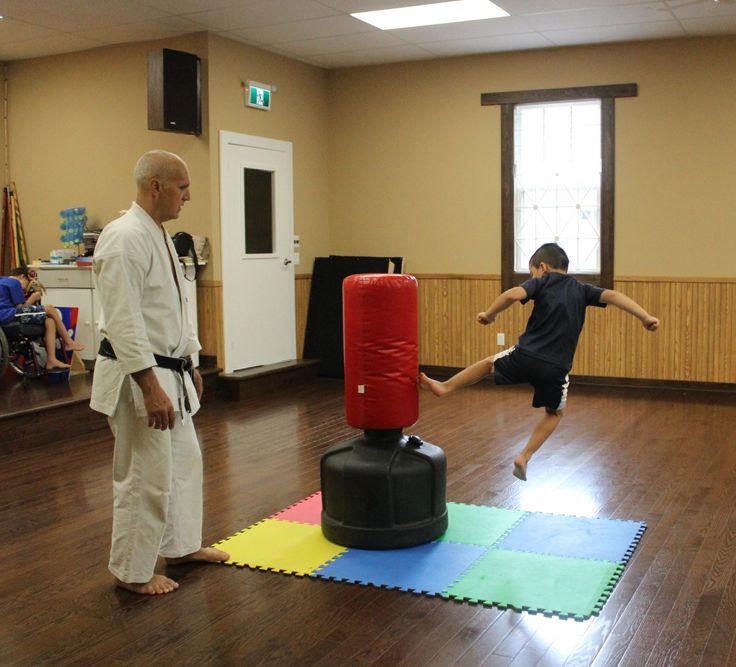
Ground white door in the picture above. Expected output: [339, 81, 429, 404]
[220, 131, 296, 373]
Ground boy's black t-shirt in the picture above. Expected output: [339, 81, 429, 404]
[517, 272, 606, 372]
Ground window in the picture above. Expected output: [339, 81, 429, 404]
[515, 100, 601, 274]
[481, 84, 638, 289]
[243, 167, 274, 255]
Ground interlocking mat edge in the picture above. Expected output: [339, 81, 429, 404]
[213, 492, 646, 621]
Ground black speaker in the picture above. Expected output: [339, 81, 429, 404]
[148, 48, 201, 136]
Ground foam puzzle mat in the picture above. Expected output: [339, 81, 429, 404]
[213, 492, 646, 620]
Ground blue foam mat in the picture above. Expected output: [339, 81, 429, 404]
[496, 512, 645, 562]
[314, 540, 487, 594]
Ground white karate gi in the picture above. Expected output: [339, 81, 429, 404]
[91, 202, 203, 583]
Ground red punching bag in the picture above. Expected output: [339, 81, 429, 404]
[343, 274, 418, 430]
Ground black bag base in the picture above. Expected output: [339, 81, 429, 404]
[320, 430, 448, 549]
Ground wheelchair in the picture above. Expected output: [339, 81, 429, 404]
[0, 320, 52, 379]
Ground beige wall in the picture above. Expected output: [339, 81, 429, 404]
[327, 36, 736, 278]
[5, 32, 332, 280]
[206, 34, 331, 279]
[5, 32, 734, 379]
[7, 35, 734, 279]
[6, 33, 212, 268]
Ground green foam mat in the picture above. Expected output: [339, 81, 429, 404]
[444, 548, 623, 619]
[439, 503, 525, 546]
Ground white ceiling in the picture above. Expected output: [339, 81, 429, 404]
[1, 0, 736, 68]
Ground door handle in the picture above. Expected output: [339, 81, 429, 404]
[283, 258, 293, 266]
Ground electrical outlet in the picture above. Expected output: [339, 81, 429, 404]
[496, 332, 505, 347]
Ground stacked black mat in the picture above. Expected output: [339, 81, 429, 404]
[303, 255, 402, 378]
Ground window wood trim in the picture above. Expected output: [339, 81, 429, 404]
[481, 83, 638, 107]
[484, 84, 637, 290]
[600, 97, 615, 290]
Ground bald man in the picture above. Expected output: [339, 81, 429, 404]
[91, 150, 228, 595]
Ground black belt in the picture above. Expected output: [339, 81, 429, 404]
[98, 338, 194, 413]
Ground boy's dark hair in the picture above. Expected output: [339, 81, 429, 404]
[9, 266, 30, 278]
[529, 243, 569, 271]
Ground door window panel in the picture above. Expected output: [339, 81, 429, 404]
[243, 168, 274, 254]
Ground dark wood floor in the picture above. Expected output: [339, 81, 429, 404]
[1, 377, 735, 666]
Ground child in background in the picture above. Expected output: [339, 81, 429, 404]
[419, 243, 659, 481]
[0, 266, 85, 371]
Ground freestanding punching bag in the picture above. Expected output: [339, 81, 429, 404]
[320, 274, 448, 549]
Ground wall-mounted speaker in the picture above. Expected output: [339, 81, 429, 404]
[148, 48, 201, 136]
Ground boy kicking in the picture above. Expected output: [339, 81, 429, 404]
[419, 243, 659, 481]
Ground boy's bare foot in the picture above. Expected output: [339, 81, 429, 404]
[63, 340, 85, 352]
[165, 547, 230, 565]
[46, 358, 71, 371]
[115, 574, 179, 595]
[513, 456, 528, 481]
[418, 372, 449, 397]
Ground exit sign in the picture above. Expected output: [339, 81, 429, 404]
[245, 81, 271, 110]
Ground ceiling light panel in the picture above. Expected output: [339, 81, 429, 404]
[351, 0, 509, 30]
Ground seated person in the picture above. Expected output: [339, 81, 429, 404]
[0, 266, 85, 371]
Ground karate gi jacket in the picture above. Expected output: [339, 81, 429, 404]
[90, 202, 201, 418]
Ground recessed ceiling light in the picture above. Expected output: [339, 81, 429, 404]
[351, 0, 509, 30]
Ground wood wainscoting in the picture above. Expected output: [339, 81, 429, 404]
[295, 274, 311, 359]
[415, 274, 735, 384]
[196, 280, 225, 366]
[202, 274, 735, 385]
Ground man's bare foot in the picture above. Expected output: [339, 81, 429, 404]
[115, 574, 179, 595]
[418, 372, 449, 397]
[513, 456, 528, 481]
[165, 547, 230, 565]
[63, 340, 85, 352]
[46, 358, 71, 371]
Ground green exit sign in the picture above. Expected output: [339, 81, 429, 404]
[245, 81, 271, 110]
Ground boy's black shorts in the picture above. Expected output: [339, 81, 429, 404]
[492, 346, 569, 411]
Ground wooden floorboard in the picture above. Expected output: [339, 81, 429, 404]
[1, 379, 735, 665]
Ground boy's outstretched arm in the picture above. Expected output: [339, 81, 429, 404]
[477, 286, 527, 325]
[600, 289, 659, 331]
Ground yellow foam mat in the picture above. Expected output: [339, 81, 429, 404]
[215, 519, 346, 576]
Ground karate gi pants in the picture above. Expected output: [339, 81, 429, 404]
[108, 378, 203, 583]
